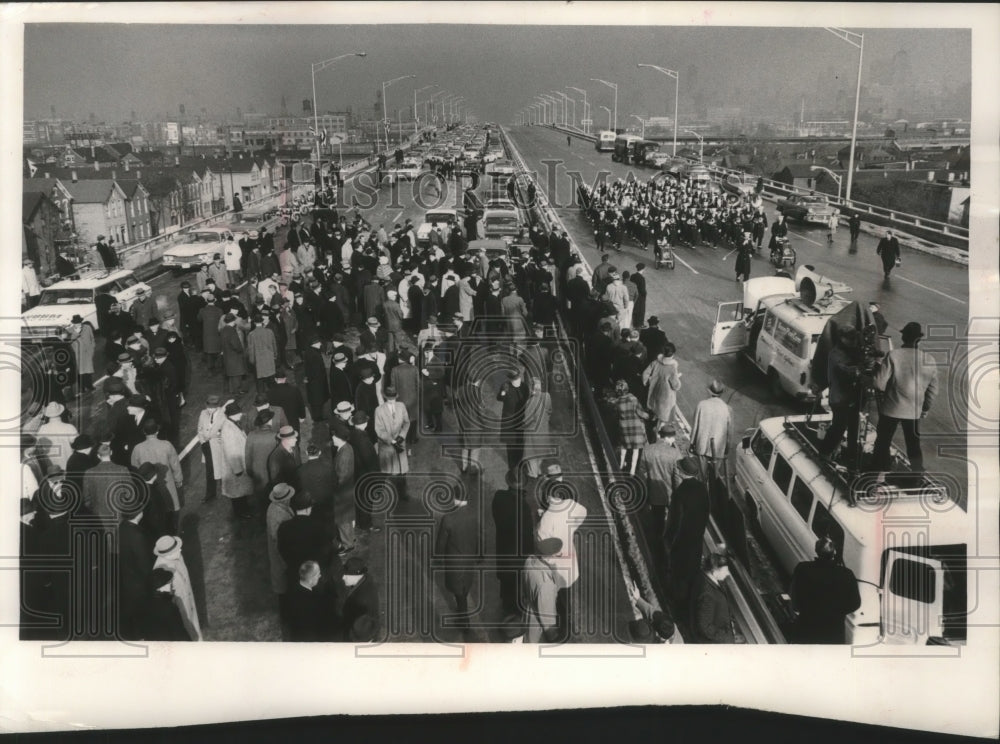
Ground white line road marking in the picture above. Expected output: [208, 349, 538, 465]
[673, 252, 700, 275]
[789, 230, 823, 246]
[895, 274, 968, 305]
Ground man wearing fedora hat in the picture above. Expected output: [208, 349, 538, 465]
[872, 321, 938, 474]
[67, 314, 96, 392]
[196, 394, 226, 503]
[65, 433, 98, 500]
[36, 401, 78, 472]
[152, 535, 201, 641]
[690, 379, 734, 484]
[643, 423, 684, 543]
[664, 455, 711, 612]
[267, 426, 302, 492]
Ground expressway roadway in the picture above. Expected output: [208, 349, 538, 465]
[506, 124, 972, 512]
[54, 157, 637, 643]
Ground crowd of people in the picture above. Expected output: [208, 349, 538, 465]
[21, 154, 906, 645]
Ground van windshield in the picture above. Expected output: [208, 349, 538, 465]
[37, 288, 93, 305]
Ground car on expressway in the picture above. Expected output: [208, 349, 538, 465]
[417, 208, 458, 246]
[482, 206, 524, 242]
[22, 268, 151, 343]
[229, 207, 280, 239]
[386, 159, 423, 181]
[776, 193, 837, 224]
[161, 227, 236, 271]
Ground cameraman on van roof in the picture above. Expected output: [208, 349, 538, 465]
[817, 326, 865, 469]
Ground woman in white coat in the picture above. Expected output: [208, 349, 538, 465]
[642, 343, 682, 430]
[152, 535, 202, 641]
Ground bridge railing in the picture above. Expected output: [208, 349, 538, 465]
[543, 123, 969, 253]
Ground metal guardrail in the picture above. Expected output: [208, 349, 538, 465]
[544, 123, 969, 253]
[501, 124, 786, 643]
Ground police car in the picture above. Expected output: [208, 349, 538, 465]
[161, 226, 235, 271]
[710, 265, 884, 402]
[22, 268, 151, 343]
[734, 412, 966, 646]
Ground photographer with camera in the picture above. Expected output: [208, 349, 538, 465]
[816, 326, 865, 469]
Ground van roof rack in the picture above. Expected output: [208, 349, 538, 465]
[781, 420, 949, 506]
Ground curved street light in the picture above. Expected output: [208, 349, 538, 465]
[824, 27, 864, 202]
[413, 84, 436, 136]
[630, 114, 646, 139]
[567, 86, 589, 134]
[590, 78, 618, 132]
[685, 129, 704, 162]
[637, 63, 680, 155]
[310, 51, 366, 178]
[810, 165, 843, 202]
[381, 74, 415, 151]
[599, 104, 612, 131]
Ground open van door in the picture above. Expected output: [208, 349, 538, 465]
[711, 301, 748, 355]
[882, 550, 946, 644]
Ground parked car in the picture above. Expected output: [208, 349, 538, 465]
[386, 159, 423, 181]
[777, 194, 837, 224]
[162, 227, 236, 271]
[22, 268, 151, 343]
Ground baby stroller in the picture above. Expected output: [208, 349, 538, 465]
[769, 236, 796, 269]
[654, 238, 675, 270]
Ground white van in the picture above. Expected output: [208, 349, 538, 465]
[735, 413, 967, 646]
[595, 130, 616, 152]
[710, 265, 883, 402]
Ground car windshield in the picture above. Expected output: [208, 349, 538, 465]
[189, 232, 223, 243]
[37, 288, 92, 305]
[486, 214, 519, 227]
[801, 196, 827, 204]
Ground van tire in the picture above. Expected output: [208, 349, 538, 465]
[767, 369, 784, 400]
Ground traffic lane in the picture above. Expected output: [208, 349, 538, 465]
[508, 126, 968, 504]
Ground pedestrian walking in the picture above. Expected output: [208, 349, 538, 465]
[664, 455, 710, 612]
[434, 483, 481, 637]
[196, 394, 225, 503]
[689, 552, 736, 644]
[612, 379, 649, 475]
[219, 402, 253, 519]
[496, 368, 530, 472]
[875, 230, 901, 288]
[689, 379, 734, 484]
[374, 387, 410, 502]
[152, 535, 202, 641]
[642, 344, 682, 430]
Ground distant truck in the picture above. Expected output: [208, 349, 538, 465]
[633, 140, 663, 166]
[595, 130, 616, 152]
[611, 133, 642, 163]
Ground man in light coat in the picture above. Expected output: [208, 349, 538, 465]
[603, 272, 631, 331]
[246, 316, 278, 392]
[374, 386, 410, 502]
[131, 418, 183, 534]
[67, 314, 96, 392]
[872, 321, 938, 473]
[196, 394, 226, 503]
[689, 379, 734, 484]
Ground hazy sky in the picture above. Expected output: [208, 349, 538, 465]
[23, 23, 971, 123]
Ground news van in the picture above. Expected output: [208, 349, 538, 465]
[734, 413, 967, 646]
[595, 130, 616, 152]
[710, 265, 884, 402]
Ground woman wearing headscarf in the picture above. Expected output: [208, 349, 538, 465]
[612, 379, 649, 476]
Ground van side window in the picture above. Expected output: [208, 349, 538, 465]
[750, 431, 773, 470]
[763, 311, 777, 336]
[811, 501, 845, 556]
[790, 477, 813, 521]
[888, 558, 936, 604]
[772, 454, 793, 495]
[775, 320, 807, 358]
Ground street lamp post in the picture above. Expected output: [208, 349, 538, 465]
[825, 27, 864, 203]
[551, 92, 570, 127]
[541, 95, 558, 125]
[810, 165, 843, 202]
[637, 63, 680, 156]
[590, 78, 618, 132]
[382, 74, 415, 152]
[311, 51, 366, 186]
[568, 86, 588, 133]
[599, 105, 612, 131]
[630, 115, 646, 139]
[413, 84, 436, 138]
[685, 129, 703, 162]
